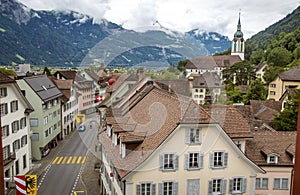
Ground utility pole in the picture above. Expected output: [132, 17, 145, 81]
[0, 105, 5, 194]
[292, 95, 300, 194]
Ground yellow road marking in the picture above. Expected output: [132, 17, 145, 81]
[52, 157, 59, 164]
[62, 156, 67, 164]
[67, 156, 72, 164]
[77, 156, 82, 164]
[81, 156, 87, 164]
[74, 190, 85, 195]
[57, 156, 63, 164]
[72, 156, 77, 164]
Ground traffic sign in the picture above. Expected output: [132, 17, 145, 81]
[75, 114, 86, 123]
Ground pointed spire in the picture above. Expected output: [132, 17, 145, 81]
[237, 10, 241, 30]
[234, 9, 243, 39]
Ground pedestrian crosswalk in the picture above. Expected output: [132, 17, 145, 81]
[52, 156, 87, 165]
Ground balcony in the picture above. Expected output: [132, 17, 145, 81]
[4, 152, 16, 166]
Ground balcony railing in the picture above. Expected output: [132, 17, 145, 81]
[4, 152, 16, 166]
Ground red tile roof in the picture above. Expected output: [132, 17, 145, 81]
[245, 131, 296, 166]
[204, 105, 253, 139]
[99, 84, 216, 179]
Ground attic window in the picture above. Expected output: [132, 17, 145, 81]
[267, 155, 278, 164]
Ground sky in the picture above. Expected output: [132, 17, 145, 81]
[18, 0, 300, 39]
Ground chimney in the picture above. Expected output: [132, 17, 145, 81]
[137, 68, 144, 81]
[188, 76, 194, 96]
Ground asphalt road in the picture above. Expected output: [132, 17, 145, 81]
[37, 117, 100, 195]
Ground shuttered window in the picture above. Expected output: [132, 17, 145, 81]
[158, 181, 178, 195]
[159, 153, 178, 171]
[184, 152, 203, 170]
[185, 128, 202, 145]
[136, 183, 156, 195]
[229, 177, 246, 194]
[209, 151, 228, 169]
[208, 179, 227, 194]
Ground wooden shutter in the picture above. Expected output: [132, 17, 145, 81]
[173, 182, 178, 195]
[208, 180, 213, 193]
[152, 183, 156, 195]
[199, 153, 204, 169]
[174, 154, 179, 170]
[228, 179, 233, 194]
[209, 153, 214, 168]
[221, 179, 227, 194]
[159, 154, 164, 170]
[241, 178, 247, 193]
[196, 128, 202, 144]
[185, 129, 190, 144]
[223, 152, 228, 168]
[158, 183, 163, 195]
[136, 184, 140, 195]
[184, 154, 189, 170]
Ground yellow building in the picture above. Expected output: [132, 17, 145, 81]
[268, 66, 300, 101]
[99, 81, 264, 195]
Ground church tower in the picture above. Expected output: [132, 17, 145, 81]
[231, 11, 245, 60]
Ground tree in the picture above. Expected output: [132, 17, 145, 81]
[43, 67, 51, 76]
[249, 48, 265, 64]
[177, 59, 190, 72]
[222, 61, 256, 86]
[262, 66, 284, 84]
[272, 89, 300, 131]
[225, 85, 244, 104]
[267, 47, 292, 67]
[0, 67, 17, 76]
[243, 79, 267, 104]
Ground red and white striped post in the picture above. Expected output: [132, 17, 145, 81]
[14, 175, 27, 195]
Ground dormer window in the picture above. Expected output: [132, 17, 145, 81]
[267, 154, 279, 164]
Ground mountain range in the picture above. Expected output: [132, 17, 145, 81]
[0, 0, 231, 67]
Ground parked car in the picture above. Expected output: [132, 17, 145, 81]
[78, 124, 86, 132]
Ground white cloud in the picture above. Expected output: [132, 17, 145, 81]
[18, 0, 300, 39]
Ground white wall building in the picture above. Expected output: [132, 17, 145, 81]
[1, 73, 34, 183]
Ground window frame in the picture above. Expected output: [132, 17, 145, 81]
[255, 178, 268, 190]
[10, 100, 18, 113]
[159, 181, 178, 195]
[2, 125, 9, 138]
[185, 128, 202, 145]
[210, 151, 228, 169]
[136, 182, 156, 195]
[0, 87, 7, 97]
[160, 153, 178, 172]
[185, 152, 203, 170]
[229, 177, 247, 194]
[273, 178, 289, 190]
[208, 178, 227, 194]
[0, 103, 8, 115]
